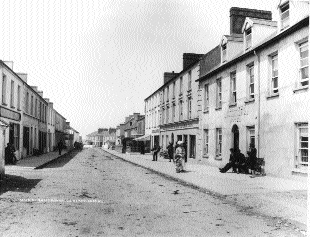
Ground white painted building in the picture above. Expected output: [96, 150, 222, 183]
[197, 1, 309, 179]
[145, 89, 161, 148]
[0, 61, 24, 162]
[22, 83, 40, 157]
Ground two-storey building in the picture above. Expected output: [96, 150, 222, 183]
[0, 61, 24, 161]
[197, 4, 309, 179]
[55, 110, 66, 147]
[46, 99, 56, 152]
[22, 83, 41, 157]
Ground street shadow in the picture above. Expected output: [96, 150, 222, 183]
[0, 174, 42, 196]
[36, 150, 80, 169]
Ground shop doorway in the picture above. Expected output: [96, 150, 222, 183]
[177, 135, 182, 142]
[189, 135, 196, 158]
[183, 135, 188, 162]
[154, 135, 159, 147]
[23, 127, 30, 155]
[232, 124, 239, 151]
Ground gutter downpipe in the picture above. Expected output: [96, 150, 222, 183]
[254, 50, 261, 159]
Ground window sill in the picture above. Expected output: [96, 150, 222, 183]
[203, 154, 209, 158]
[215, 107, 222, 111]
[293, 86, 308, 93]
[203, 109, 209, 114]
[17, 108, 21, 111]
[229, 103, 237, 108]
[292, 168, 308, 175]
[10, 106, 15, 109]
[244, 98, 255, 104]
[215, 156, 222, 160]
[266, 93, 279, 100]
[2, 103, 7, 106]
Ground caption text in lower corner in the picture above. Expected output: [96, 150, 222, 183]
[19, 198, 104, 203]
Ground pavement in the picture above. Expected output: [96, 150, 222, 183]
[103, 148, 308, 230]
[5, 149, 69, 170]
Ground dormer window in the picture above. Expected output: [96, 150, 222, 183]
[222, 44, 227, 63]
[245, 28, 252, 49]
[280, 2, 289, 30]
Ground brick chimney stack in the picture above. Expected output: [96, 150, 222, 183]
[183, 53, 204, 70]
[230, 7, 272, 34]
[17, 73, 28, 83]
[164, 71, 179, 84]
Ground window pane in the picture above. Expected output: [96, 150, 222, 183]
[301, 67, 309, 79]
[300, 128, 308, 135]
[273, 77, 278, 89]
[301, 58, 308, 67]
[301, 150, 308, 162]
[250, 84, 254, 93]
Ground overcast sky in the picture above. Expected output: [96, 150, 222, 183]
[0, 0, 280, 137]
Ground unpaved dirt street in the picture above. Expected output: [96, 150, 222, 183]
[0, 148, 305, 236]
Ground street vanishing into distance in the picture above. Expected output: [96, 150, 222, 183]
[0, 148, 305, 237]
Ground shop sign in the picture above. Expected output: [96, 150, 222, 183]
[152, 129, 160, 133]
[0, 107, 21, 121]
[162, 120, 198, 130]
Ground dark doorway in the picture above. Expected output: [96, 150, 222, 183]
[189, 135, 196, 158]
[232, 124, 239, 151]
[183, 135, 188, 163]
[23, 127, 30, 155]
[171, 133, 174, 145]
[154, 135, 159, 147]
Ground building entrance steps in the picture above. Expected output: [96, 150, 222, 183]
[102, 148, 307, 228]
[5, 150, 70, 169]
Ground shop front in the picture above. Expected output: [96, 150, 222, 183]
[0, 106, 22, 160]
[160, 118, 199, 162]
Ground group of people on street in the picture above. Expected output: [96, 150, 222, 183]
[219, 143, 257, 175]
[150, 140, 187, 173]
[150, 141, 257, 175]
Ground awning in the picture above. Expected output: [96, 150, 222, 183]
[134, 134, 151, 141]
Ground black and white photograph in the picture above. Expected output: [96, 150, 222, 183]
[0, 0, 308, 236]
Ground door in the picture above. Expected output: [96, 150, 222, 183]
[189, 135, 196, 158]
[183, 135, 188, 162]
[232, 124, 239, 151]
[23, 127, 30, 155]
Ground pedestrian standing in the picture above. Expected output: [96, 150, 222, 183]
[151, 145, 160, 161]
[167, 142, 174, 162]
[57, 140, 64, 155]
[174, 141, 185, 173]
[140, 142, 145, 155]
[247, 143, 257, 175]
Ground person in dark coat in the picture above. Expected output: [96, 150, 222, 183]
[247, 143, 257, 175]
[5, 143, 16, 165]
[57, 140, 64, 155]
[167, 142, 174, 162]
[236, 148, 248, 174]
[151, 145, 160, 161]
[219, 148, 238, 173]
[140, 142, 145, 155]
